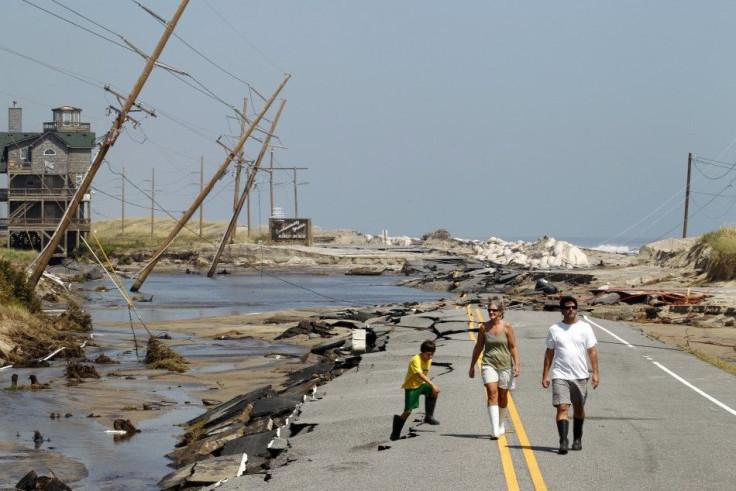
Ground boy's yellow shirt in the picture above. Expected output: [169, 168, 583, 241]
[401, 353, 431, 389]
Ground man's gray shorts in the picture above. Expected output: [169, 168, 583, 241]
[552, 378, 588, 406]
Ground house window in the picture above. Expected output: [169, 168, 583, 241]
[43, 148, 56, 156]
[20, 147, 29, 162]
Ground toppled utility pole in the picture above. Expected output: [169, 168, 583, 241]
[130, 73, 291, 292]
[27, 0, 190, 287]
[207, 99, 287, 278]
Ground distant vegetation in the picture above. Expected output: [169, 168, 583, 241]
[698, 228, 736, 281]
[89, 217, 270, 255]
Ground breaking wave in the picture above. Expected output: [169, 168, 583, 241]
[588, 243, 639, 255]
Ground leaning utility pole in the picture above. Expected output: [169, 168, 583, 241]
[207, 99, 286, 278]
[28, 0, 189, 287]
[130, 74, 291, 292]
[683, 152, 692, 238]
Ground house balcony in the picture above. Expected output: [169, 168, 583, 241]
[44, 121, 91, 132]
[8, 217, 90, 229]
[7, 188, 78, 200]
[6, 161, 33, 174]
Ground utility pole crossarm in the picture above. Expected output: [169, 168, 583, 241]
[28, 0, 190, 287]
[130, 74, 291, 292]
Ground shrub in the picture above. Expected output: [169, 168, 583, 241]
[698, 228, 736, 281]
[0, 259, 41, 313]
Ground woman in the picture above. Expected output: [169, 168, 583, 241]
[469, 296, 520, 439]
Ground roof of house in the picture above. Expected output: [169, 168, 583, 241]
[0, 131, 97, 171]
[53, 131, 97, 148]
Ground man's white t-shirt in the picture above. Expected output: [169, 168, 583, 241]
[545, 319, 597, 380]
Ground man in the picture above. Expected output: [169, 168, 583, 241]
[542, 296, 600, 454]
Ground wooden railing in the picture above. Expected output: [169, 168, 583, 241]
[43, 122, 91, 132]
[8, 218, 90, 227]
[6, 188, 78, 199]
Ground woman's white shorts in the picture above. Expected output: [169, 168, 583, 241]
[481, 365, 515, 390]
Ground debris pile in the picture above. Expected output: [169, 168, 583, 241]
[145, 336, 189, 373]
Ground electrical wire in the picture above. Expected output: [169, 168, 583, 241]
[21, 0, 132, 53]
[131, 0, 255, 90]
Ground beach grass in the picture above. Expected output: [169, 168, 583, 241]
[0, 247, 37, 269]
[90, 217, 270, 254]
[699, 227, 736, 281]
[0, 258, 41, 313]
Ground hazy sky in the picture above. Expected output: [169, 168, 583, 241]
[2, 1, 736, 246]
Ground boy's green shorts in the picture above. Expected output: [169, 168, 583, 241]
[404, 383, 434, 411]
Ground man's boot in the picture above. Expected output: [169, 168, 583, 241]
[572, 418, 584, 450]
[557, 419, 569, 454]
[424, 396, 440, 425]
[390, 415, 405, 441]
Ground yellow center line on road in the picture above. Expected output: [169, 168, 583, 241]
[508, 394, 547, 491]
[467, 305, 547, 491]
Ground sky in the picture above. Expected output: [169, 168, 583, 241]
[2, 1, 736, 247]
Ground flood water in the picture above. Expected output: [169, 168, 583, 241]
[1, 273, 451, 489]
[83, 272, 450, 323]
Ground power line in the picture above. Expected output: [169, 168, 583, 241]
[202, 0, 285, 78]
[132, 0, 255, 89]
[21, 0, 132, 53]
[0, 43, 106, 90]
[19, 0, 259, 129]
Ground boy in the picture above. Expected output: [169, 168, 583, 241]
[390, 339, 441, 441]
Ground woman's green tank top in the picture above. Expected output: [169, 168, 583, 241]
[482, 322, 511, 370]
